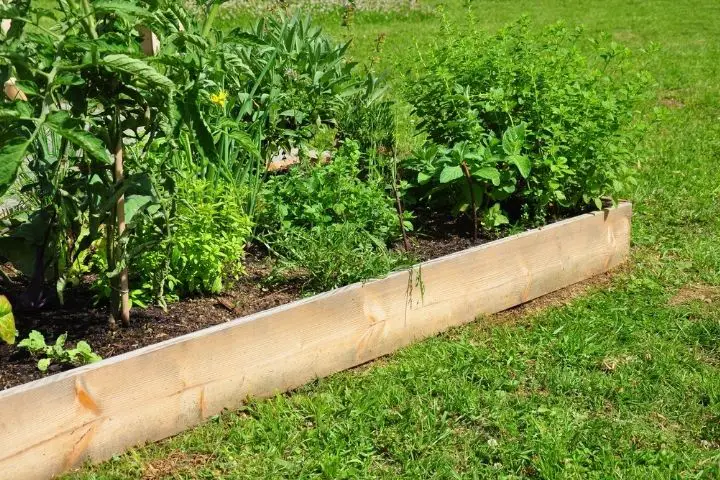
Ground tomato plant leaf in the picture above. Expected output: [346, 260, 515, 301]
[0, 138, 30, 198]
[46, 112, 111, 163]
[93, 0, 152, 20]
[102, 54, 174, 89]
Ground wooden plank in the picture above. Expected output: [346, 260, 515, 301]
[0, 203, 632, 480]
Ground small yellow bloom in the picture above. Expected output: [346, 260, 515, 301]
[209, 90, 228, 107]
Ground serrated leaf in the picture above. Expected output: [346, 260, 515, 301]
[502, 123, 526, 156]
[508, 154, 531, 179]
[472, 166, 501, 186]
[0, 102, 33, 120]
[45, 112, 111, 163]
[102, 54, 174, 89]
[0, 138, 30, 198]
[417, 171, 432, 185]
[93, 0, 152, 19]
[0, 295, 17, 345]
[439, 165, 463, 184]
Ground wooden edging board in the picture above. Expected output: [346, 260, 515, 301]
[0, 202, 632, 480]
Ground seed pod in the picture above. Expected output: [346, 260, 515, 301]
[137, 26, 160, 56]
[4, 77, 27, 102]
[1, 18, 10, 35]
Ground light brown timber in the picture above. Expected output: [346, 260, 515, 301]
[0, 203, 632, 480]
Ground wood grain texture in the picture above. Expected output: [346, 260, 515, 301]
[0, 203, 632, 480]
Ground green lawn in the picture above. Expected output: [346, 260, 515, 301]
[68, 1, 720, 478]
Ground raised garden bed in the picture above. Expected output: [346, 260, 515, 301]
[0, 202, 631, 480]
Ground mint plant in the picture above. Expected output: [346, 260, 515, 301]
[403, 126, 529, 239]
[405, 19, 651, 229]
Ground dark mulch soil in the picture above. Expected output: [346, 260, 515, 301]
[0, 216, 486, 391]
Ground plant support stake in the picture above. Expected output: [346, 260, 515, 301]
[113, 139, 130, 327]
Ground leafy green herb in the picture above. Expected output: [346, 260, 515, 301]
[17, 330, 102, 372]
[405, 18, 651, 229]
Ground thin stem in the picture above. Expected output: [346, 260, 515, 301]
[461, 160, 478, 242]
[113, 127, 130, 327]
[391, 155, 410, 251]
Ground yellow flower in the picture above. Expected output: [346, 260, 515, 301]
[209, 90, 228, 107]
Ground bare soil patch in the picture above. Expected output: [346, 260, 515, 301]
[668, 283, 720, 306]
[142, 452, 215, 480]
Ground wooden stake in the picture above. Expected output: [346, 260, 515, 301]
[113, 140, 130, 327]
[4, 77, 27, 102]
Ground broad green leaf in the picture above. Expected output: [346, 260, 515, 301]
[124, 194, 153, 224]
[102, 54, 174, 89]
[508, 154, 531, 179]
[45, 112, 110, 163]
[18, 330, 46, 353]
[417, 171, 432, 185]
[180, 94, 216, 160]
[75, 341, 91, 354]
[75, 341, 102, 363]
[123, 174, 155, 224]
[439, 165, 463, 184]
[211, 276, 223, 294]
[502, 123, 526, 156]
[484, 203, 509, 228]
[37, 358, 51, 372]
[55, 332, 67, 348]
[0, 138, 30, 198]
[0, 295, 16, 345]
[473, 166, 501, 186]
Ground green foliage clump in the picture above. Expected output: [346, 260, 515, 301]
[0, 0, 211, 321]
[227, 15, 395, 153]
[271, 224, 408, 292]
[258, 141, 409, 290]
[130, 177, 252, 304]
[405, 19, 651, 227]
[17, 330, 101, 372]
[259, 141, 404, 242]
